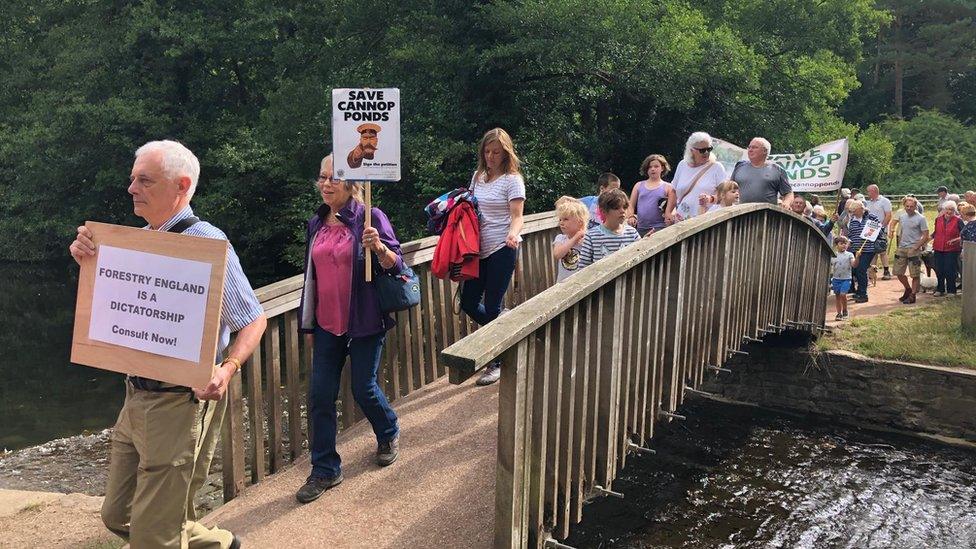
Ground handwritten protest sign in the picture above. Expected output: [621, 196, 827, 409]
[71, 222, 227, 388]
[332, 88, 401, 182]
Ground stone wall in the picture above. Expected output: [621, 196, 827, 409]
[701, 338, 976, 443]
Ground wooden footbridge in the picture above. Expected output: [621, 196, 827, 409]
[204, 203, 832, 548]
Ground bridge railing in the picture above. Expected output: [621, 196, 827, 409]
[439, 204, 834, 548]
[218, 210, 560, 501]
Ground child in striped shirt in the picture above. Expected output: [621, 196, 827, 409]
[552, 196, 589, 282]
[579, 188, 641, 268]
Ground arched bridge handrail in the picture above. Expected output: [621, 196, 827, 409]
[437, 203, 834, 547]
[440, 203, 832, 382]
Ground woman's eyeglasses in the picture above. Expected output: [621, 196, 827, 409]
[694, 147, 713, 153]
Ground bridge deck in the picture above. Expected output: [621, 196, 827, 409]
[205, 377, 498, 548]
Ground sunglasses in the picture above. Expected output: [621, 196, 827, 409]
[694, 147, 713, 153]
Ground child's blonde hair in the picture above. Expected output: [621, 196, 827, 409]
[715, 180, 739, 203]
[555, 196, 590, 225]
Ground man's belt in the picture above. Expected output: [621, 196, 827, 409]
[127, 376, 192, 393]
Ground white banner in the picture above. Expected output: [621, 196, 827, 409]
[88, 245, 213, 363]
[714, 138, 849, 193]
[332, 88, 401, 181]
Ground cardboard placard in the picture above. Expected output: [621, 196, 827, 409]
[71, 222, 228, 388]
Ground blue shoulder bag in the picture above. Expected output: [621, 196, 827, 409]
[374, 263, 421, 313]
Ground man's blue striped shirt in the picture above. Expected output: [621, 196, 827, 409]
[152, 205, 263, 354]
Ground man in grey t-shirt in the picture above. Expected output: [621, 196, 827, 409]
[863, 184, 893, 279]
[891, 196, 929, 304]
[731, 137, 793, 207]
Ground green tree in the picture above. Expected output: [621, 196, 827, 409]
[844, 0, 976, 123]
[0, 0, 891, 283]
[880, 109, 976, 194]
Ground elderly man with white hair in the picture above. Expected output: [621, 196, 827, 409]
[69, 140, 266, 548]
[670, 131, 728, 222]
[731, 137, 794, 207]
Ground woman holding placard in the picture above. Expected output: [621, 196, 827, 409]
[461, 128, 526, 386]
[295, 153, 403, 504]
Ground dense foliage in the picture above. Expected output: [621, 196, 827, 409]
[0, 0, 971, 284]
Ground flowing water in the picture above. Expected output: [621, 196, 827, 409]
[568, 398, 976, 549]
[0, 262, 122, 451]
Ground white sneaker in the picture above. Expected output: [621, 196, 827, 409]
[476, 362, 501, 386]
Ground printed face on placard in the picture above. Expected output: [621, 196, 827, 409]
[347, 123, 382, 169]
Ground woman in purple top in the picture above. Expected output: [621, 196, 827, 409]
[295, 154, 403, 504]
[626, 154, 676, 236]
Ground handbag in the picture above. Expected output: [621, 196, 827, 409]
[374, 264, 421, 313]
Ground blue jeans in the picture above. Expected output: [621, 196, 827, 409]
[852, 250, 875, 298]
[308, 327, 399, 478]
[934, 251, 960, 293]
[460, 246, 518, 326]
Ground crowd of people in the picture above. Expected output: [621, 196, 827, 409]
[825, 184, 976, 320]
[545, 131, 976, 325]
[65, 128, 975, 548]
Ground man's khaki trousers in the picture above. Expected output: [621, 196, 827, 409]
[101, 383, 233, 548]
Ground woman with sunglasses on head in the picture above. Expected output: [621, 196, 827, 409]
[670, 131, 728, 222]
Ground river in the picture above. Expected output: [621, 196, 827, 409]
[568, 397, 976, 548]
[0, 262, 122, 451]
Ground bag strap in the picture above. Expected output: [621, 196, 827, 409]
[167, 216, 200, 234]
[677, 162, 717, 205]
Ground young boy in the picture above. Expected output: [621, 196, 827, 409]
[831, 235, 858, 320]
[579, 188, 641, 268]
[580, 173, 621, 228]
[552, 196, 589, 282]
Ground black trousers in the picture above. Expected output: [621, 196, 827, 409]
[934, 251, 960, 293]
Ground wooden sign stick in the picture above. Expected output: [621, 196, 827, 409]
[365, 181, 373, 282]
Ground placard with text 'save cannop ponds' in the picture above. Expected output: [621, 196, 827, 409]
[332, 88, 401, 182]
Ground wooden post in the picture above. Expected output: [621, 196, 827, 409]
[964, 242, 976, 335]
[220, 373, 246, 501]
[494, 341, 531, 549]
[365, 181, 373, 282]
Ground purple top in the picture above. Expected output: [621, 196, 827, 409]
[298, 199, 405, 338]
[635, 180, 669, 231]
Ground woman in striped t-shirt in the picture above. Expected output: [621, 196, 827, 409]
[462, 128, 526, 386]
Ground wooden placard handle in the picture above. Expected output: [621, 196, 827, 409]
[365, 181, 373, 282]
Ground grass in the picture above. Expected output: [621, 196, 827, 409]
[20, 501, 45, 513]
[818, 297, 975, 369]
